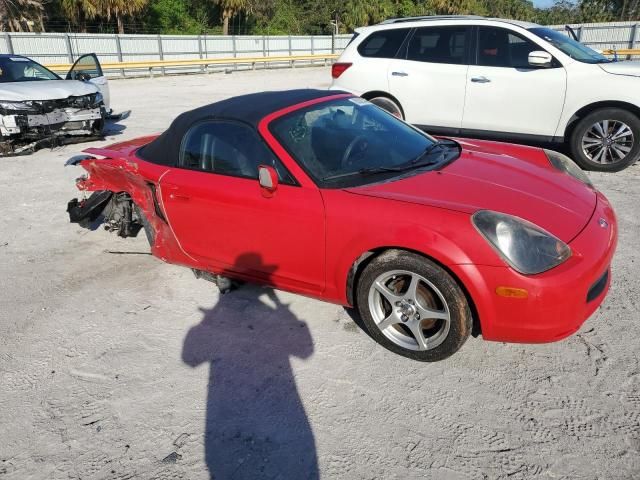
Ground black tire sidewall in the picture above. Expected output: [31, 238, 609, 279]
[368, 97, 404, 120]
[570, 108, 640, 172]
[356, 250, 472, 362]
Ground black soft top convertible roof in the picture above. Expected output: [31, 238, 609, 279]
[138, 89, 346, 166]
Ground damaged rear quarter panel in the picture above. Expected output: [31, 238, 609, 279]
[75, 153, 199, 268]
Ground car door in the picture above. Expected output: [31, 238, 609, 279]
[157, 120, 326, 295]
[350, 27, 412, 94]
[66, 53, 111, 111]
[462, 26, 567, 137]
[387, 25, 471, 128]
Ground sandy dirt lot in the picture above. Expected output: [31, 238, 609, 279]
[1, 67, 639, 480]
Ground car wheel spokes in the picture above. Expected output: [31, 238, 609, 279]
[582, 120, 634, 164]
[368, 270, 451, 352]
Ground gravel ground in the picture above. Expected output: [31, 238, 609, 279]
[1, 67, 639, 480]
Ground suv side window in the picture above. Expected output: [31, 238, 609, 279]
[477, 27, 547, 68]
[357, 28, 410, 58]
[406, 26, 469, 64]
[179, 120, 295, 184]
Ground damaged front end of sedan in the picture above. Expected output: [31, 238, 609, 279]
[0, 93, 105, 156]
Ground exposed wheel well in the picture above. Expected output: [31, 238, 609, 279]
[361, 91, 405, 118]
[565, 101, 640, 141]
[346, 247, 482, 337]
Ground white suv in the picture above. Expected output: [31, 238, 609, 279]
[331, 15, 640, 172]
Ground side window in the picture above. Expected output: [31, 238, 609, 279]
[477, 27, 545, 69]
[67, 54, 103, 80]
[357, 28, 409, 58]
[179, 121, 295, 184]
[407, 26, 469, 65]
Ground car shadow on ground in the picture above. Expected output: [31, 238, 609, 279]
[181, 254, 319, 480]
[103, 119, 127, 136]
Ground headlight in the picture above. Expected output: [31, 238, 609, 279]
[0, 100, 39, 113]
[92, 92, 104, 107]
[472, 210, 571, 275]
[544, 149, 592, 187]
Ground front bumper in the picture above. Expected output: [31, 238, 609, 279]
[452, 191, 617, 343]
[0, 106, 103, 137]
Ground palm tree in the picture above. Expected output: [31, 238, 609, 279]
[0, 0, 44, 32]
[213, 0, 251, 35]
[99, 0, 149, 34]
[61, 0, 99, 32]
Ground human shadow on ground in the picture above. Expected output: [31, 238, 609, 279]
[182, 253, 318, 479]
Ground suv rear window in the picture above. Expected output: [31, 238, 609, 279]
[357, 29, 409, 58]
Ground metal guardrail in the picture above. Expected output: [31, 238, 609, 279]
[45, 53, 339, 77]
[602, 48, 640, 56]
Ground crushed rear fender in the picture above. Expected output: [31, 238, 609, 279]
[67, 190, 112, 226]
[66, 150, 197, 267]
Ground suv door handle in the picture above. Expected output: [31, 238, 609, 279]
[391, 71, 409, 77]
[471, 76, 491, 83]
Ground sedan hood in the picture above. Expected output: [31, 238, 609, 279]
[346, 141, 596, 243]
[598, 61, 640, 78]
[0, 80, 98, 101]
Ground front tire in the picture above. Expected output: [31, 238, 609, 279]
[356, 250, 472, 362]
[569, 108, 640, 172]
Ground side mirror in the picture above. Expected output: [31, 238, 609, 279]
[258, 165, 278, 194]
[72, 71, 92, 82]
[528, 51, 553, 68]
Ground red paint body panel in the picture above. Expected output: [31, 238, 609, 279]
[451, 192, 617, 342]
[73, 95, 618, 345]
[348, 141, 596, 243]
[157, 167, 325, 295]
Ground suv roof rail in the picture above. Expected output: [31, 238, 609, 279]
[379, 15, 487, 25]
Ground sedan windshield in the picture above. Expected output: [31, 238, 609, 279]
[269, 97, 459, 188]
[528, 27, 611, 64]
[0, 56, 60, 83]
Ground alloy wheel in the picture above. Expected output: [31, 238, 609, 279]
[581, 119, 634, 164]
[367, 270, 451, 351]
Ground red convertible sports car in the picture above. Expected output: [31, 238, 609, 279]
[67, 90, 617, 361]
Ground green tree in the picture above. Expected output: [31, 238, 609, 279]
[0, 0, 44, 31]
[43, 0, 640, 36]
[578, 0, 639, 21]
[61, 0, 99, 32]
[213, 0, 251, 34]
[252, 0, 304, 35]
[101, 0, 149, 34]
[339, 0, 394, 30]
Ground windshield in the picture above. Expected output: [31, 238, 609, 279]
[529, 27, 610, 64]
[0, 56, 60, 83]
[269, 97, 459, 188]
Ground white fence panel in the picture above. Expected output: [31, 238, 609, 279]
[551, 21, 639, 51]
[3, 22, 634, 78]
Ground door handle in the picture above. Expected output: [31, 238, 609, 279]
[391, 71, 409, 77]
[471, 76, 491, 83]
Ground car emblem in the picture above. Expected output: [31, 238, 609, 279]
[598, 218, 608, 229]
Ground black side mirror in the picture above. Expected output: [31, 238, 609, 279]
[75, 71, 92, 82]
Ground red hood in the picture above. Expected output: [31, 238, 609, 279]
[346, 140, 596, 243]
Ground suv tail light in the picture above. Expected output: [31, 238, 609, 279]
[331, 63, 352, 79]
